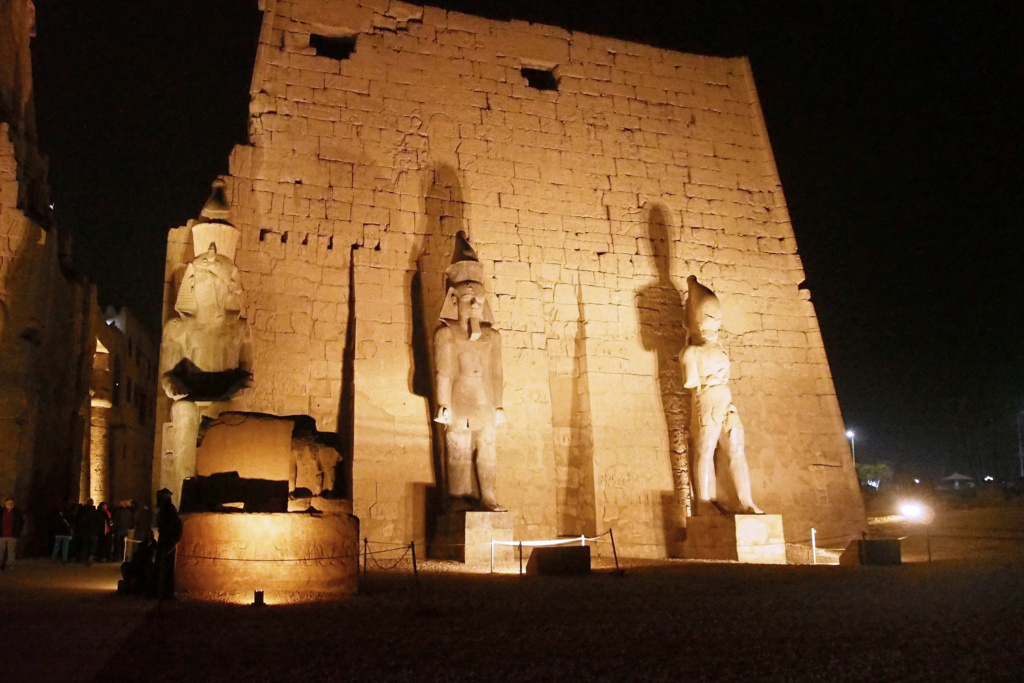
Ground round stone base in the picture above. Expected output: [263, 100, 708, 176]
[175, 511, 359, 601]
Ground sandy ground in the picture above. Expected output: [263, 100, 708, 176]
[3, 504, 1022, 682]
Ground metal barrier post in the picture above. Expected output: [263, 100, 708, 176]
[410, 541, 419, 582]
[518, 542, 523, 576]
[608, 528, 620, 573]
[811, 528, 817, 565]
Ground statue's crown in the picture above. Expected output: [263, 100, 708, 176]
[191, 179, 240, 262]
[686, 275, 721, 334]
[445, 230, 483, 285]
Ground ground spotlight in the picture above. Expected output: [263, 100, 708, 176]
[900, 502, 923, 519]
[898, 501, 932, 523]
[254, 589, 265, 606]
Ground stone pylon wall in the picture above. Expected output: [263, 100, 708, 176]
[157, 0, 864, 555]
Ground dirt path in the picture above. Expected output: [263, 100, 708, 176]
[0, 561, 155, 683]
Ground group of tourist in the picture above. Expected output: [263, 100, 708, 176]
[1, 489, 181, 599]
[119, 488, 181, 598]
[49, 498, 151, 565]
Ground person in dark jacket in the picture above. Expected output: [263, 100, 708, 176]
[154, 489, 182, 599]
[120, 528, 157, 595]
[96, 502, 113, 562]
[74, 499, 99, 565]
[1, 497, 25, 571]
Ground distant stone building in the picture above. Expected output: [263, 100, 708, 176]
[85, 306, 158, 507]
[156, 0, 864, 557]
[0, 0, 156, 549]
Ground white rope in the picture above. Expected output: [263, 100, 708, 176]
[489, 534, 603, 548]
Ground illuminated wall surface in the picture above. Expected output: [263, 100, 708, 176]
[1, 0, 93, 546]
[157, 0, 865, 556]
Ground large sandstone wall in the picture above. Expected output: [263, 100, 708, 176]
[159, 0, 864, 555]
[0, 123, 92, 547]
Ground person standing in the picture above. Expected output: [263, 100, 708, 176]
[1, 497, 25, 571]
[96, 502, 113, 562]
[112, 500, 135, 562]
[50, 501, 74, 563]
[154, 489, 182, 599]
[74, 499, 99, 565]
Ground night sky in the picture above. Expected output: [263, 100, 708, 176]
[29, 1, 1024, 480]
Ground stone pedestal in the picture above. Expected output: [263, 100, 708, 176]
[430, 511, 514, 570]
[526, 545, 591, 576]
[839, 539, 901, 566]
[176, 511, 359, 600]
[683, 514, 786, 564]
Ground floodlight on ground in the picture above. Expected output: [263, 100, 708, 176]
[900, 503, 923, 519]
[898, 500, 933, 524]
[253, 589, 265, 606]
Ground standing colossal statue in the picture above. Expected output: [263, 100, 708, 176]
[680, 276, 763, 516]
[433, 231, 506, 512]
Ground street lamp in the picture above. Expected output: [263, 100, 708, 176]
[845, 430, 856, 467]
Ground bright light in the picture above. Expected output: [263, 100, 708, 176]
[984, 475, 994, 482]
[900, 502, 924, 519]
[914, 478, 920, 484]
[845, 430, 855, 438]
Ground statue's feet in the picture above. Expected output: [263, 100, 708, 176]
[479, 500, 507, 513]
[736, 502, 764, 515]
[694, 499, 724, 516]
[448, 496, 478, 513]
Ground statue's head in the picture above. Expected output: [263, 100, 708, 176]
[686, 275, 722, 342]
[175, 244, 244, 320]
[439, 231, 494, 338]
[454, 281, 486, 320]
[176, 180, 245, 320]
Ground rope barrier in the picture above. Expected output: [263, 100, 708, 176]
[361, 539, 419, 578]
[367, 544, 411, 570]
[175, 530, 1022, 567]
[178, 546, 385, 563]
[488, 529, 620, 574]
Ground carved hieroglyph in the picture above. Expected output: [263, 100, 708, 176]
[433, 231, 506, 512]
[680, 276, 763, 516]
[158, 180, 253, 496]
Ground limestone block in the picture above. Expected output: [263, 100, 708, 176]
[431, 510, 514, 570]
[195, 414, 294, 482]
[683, 514, 786, 564]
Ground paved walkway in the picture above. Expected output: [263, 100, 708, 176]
[0, 559, 156, 683]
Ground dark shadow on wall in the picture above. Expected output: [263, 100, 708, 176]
[409, 164, 466, 525]
[564, 283, 597, 537]
[635, 205, 690, 522]
[336, 244, 358, 500]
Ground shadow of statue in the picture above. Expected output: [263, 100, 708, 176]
[409, 163, 466, 523]
[563, 282, 597, 536]
[635, 205, 690, 518]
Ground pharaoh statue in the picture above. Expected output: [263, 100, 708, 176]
[433, 231, 506, 512]
[680, 276, 763, 515]
[159, 180, 253, 495]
